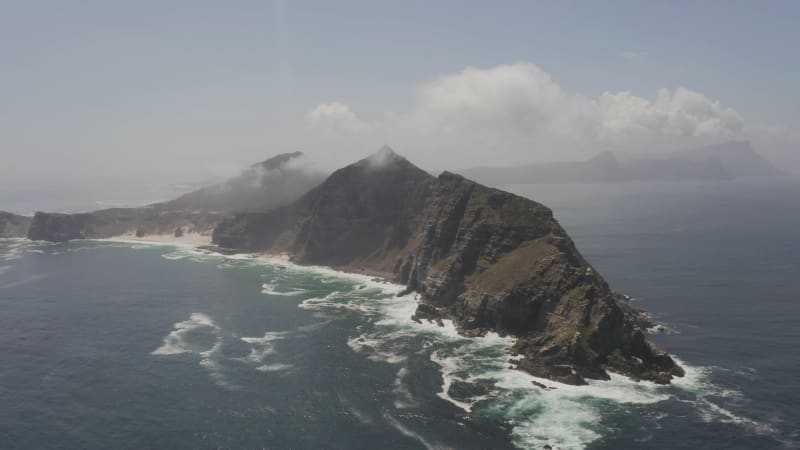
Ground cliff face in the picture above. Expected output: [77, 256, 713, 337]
[26, 152, 322, 243]
[213, 148, 684, 385]
[0, 212, 32, 238]
[215, 147, 436, 272]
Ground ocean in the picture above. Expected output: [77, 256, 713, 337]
[1, 178, 798, 449]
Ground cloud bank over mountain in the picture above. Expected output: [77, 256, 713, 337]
[305, 62, 777, 169]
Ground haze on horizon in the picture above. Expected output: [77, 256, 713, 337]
[1, 0, 798, 212]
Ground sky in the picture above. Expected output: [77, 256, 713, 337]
[1, 0, 799, 208]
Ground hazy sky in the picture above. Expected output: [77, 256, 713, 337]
[1, 0, 799, 200]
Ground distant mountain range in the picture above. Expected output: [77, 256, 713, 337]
[458, 141, 785, 186]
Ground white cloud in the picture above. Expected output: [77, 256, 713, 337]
[306, 101, 370, 133]
[304, 62, 750, 167]
[597, 87, 744, 140]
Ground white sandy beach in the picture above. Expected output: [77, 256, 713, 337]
[103, 232, 213, 247]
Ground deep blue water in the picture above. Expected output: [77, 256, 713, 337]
[1, 178, 798, 449]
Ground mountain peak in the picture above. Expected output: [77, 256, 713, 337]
[363, 145, 404, 166]
[255, 151, 304, 171]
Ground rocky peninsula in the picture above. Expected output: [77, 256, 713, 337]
[213, 147, 684, 385]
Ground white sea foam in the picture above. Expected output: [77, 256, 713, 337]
[299, 292, 382, 317]
[152, 313, 220, 356]
[668, 357, 778, 437]
[348, 332, 408, 364]
[0, 265, 11, 276]
[151, 312, 235, 388]
[160, 247, 221, 263]
[256, 363, 294, 372]
[0, 238, 41, 261]
[260, 282, 307, 296]
[430, 350, 476, 413]
[240, 331, 289, 365]
[99, 238, 778, 448]
[384, 414, 452, 450]
[392, 367, 417, 409]
[308, 284, 683, 449]
[646, 322, 680, 334]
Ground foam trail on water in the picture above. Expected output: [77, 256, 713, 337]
[239, 331, 292, 373]
[668, 357, 779, 437]
[392, 367, 417, 409]
[256, 363, 294, 372]
[384, 414, 453, 450]
[151, 312, 235, 389]
[261, 282, 307, 297]
[152, 313, 219, 355]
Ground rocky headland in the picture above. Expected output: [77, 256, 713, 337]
[213, 147, 685, 385]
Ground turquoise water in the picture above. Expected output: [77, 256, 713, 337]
[1, 179, 798, 449]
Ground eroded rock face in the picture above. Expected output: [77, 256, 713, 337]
[212, 148, 684, 385]
[0, 212, 32, 238]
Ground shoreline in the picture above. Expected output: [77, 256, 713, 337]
[95, 235, 402, 290]
[99, 232, 213, 247]
[18, 234, 682, 389]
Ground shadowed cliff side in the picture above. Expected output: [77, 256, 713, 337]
[213, 147, 684, 386]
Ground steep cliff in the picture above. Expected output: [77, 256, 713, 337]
[213, 147, 684, 385]
[0, 211, 32, 238]
[26, 152, 323, 242]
